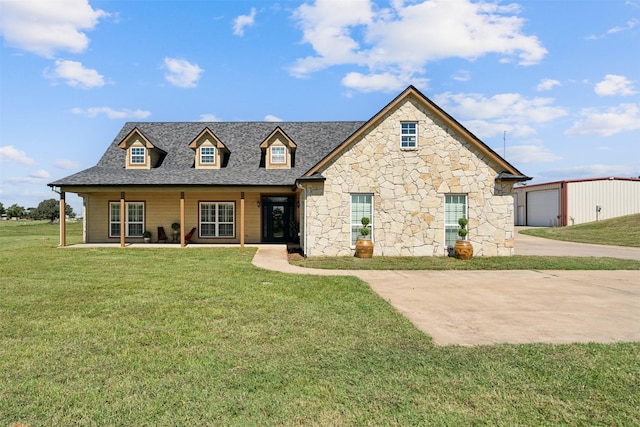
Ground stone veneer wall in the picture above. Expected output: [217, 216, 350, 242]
[303, 96, 516, 257]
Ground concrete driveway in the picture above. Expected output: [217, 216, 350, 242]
[252, 232, 640, 346]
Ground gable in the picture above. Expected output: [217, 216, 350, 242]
[188, 127, 229, 169]
[260, 126, 297, 170]
[304, 85, 528, 181]
[117, 127, 165, 170]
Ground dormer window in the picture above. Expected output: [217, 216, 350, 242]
[189, 127, 229, 169]
[270, 146, 286, 164]
[130, 147, 146, 164]
[200, 146, 215, 164]
[118, 127, 164, 170]
[260, 126, 296, 170]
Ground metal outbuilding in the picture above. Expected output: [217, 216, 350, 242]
[513, 177, 640, 226]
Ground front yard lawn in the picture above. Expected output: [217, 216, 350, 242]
[1, 222, 639, 425]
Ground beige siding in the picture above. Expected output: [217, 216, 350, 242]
[83, 190, 266, 243]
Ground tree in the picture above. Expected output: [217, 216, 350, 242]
[31, 199, 75, 223]
[0, 202, 5, 216]
[6, 203, 25, 218]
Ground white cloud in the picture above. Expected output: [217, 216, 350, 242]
[163, 57, 203, 88]
[44, 60, 105, 89]
[198, 114, 222, 122]
[341, 71, 427, 93]
[6, 169, 50, 184]
[72, 107, 151, 119]
[0, 145, 36, 165]
[54, 159, 81, 169]
[434, 92, 568, 138]
[594, 74, 638, 96]
[233, 8, 257, 36]
[537, 78, 561, 91]
[0, 0, 107, 57]
[30, 169, 51, 179]
[506, 144, 562, 164]
[565, 103, 640, 137]
[264, 115, 283, 122]
[587, 18, 638, 39]
[452, 70, 471, 82]
[290, 0, 547, 92]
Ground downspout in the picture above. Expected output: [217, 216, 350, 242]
[295, 182, 307, 256]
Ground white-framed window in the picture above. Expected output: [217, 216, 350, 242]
[109, 202, 144, 237]
[270, 146, 286, 164]
[401, 122, 417, 149]
[350, 194, 373, 246]
[130, 147, 146, 164]
[200, 202, 235, 238]
[200, 146, 215, 164]
[445, 194, 467, 247]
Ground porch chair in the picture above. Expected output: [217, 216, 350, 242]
[157, 226, 169, 243]
[184, 227, 197, 244]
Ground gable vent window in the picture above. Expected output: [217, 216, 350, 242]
[270, 146, 286, 164]
[130, 147, 146, 164]
[200, 146, 215, 164]
[401, 122, 417, 149]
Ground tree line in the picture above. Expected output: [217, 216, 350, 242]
[0, 199, 76, 222]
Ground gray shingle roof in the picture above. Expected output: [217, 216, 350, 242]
[49, 121, 365, 187]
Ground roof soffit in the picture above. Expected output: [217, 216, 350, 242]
[188, 127, 229, 152]
[259, 126, 297, 150]
[117, 127, 162, 151]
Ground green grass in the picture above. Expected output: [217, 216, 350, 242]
[520, 213, 640, 247]
[1, 222, 639, 425]
[291, 255, 639, 270]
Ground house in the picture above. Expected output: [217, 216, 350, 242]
[513, 177, 640, 226]
[49, 86, 531, 256]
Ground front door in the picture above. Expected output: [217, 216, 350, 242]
[262, 196, 294, 243]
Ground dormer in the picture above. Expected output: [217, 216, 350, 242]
[188, 128, 229, 169]
[260, 126, 296, 170]
[117, 128, 165, 170]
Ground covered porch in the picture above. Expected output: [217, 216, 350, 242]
[54, 186, 301, 249]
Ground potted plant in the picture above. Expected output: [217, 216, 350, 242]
[142, 230, 152, 243]
[453, 217, 473, 259]
[171, 222, 180, 242]
[355, 216, 374, 258]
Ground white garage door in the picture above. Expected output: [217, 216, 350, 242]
[527, 190, 560, 226]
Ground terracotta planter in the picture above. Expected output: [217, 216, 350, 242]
[355, 238, 374, 258]
[453, 240, 473, 260]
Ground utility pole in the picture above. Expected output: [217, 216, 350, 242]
[503, 130, 507, 158]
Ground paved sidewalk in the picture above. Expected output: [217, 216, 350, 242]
[251, 240, 640, 346]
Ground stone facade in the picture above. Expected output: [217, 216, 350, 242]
[302, 95, 517, 257]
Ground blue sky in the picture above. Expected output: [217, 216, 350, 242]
[1, 0, 639, 214]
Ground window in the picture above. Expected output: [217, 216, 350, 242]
[200, 202, 235, 237]
[109, 202, 144, 237]
[130, 147, 145, 164]
[270, 146, 286, 164]
[445, 194, 467, 247]
[351, 194, 373, 246]
[200, 146, 215, 164]
[401, 122, 417, 148]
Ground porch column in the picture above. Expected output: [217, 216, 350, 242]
[59, 191, 66, 247]
[240, 192, 245, 247]
[120, 192, 126, 248]
[180, 192, 185, 248]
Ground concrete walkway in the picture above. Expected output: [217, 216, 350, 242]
[252, 234, 640, 346]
